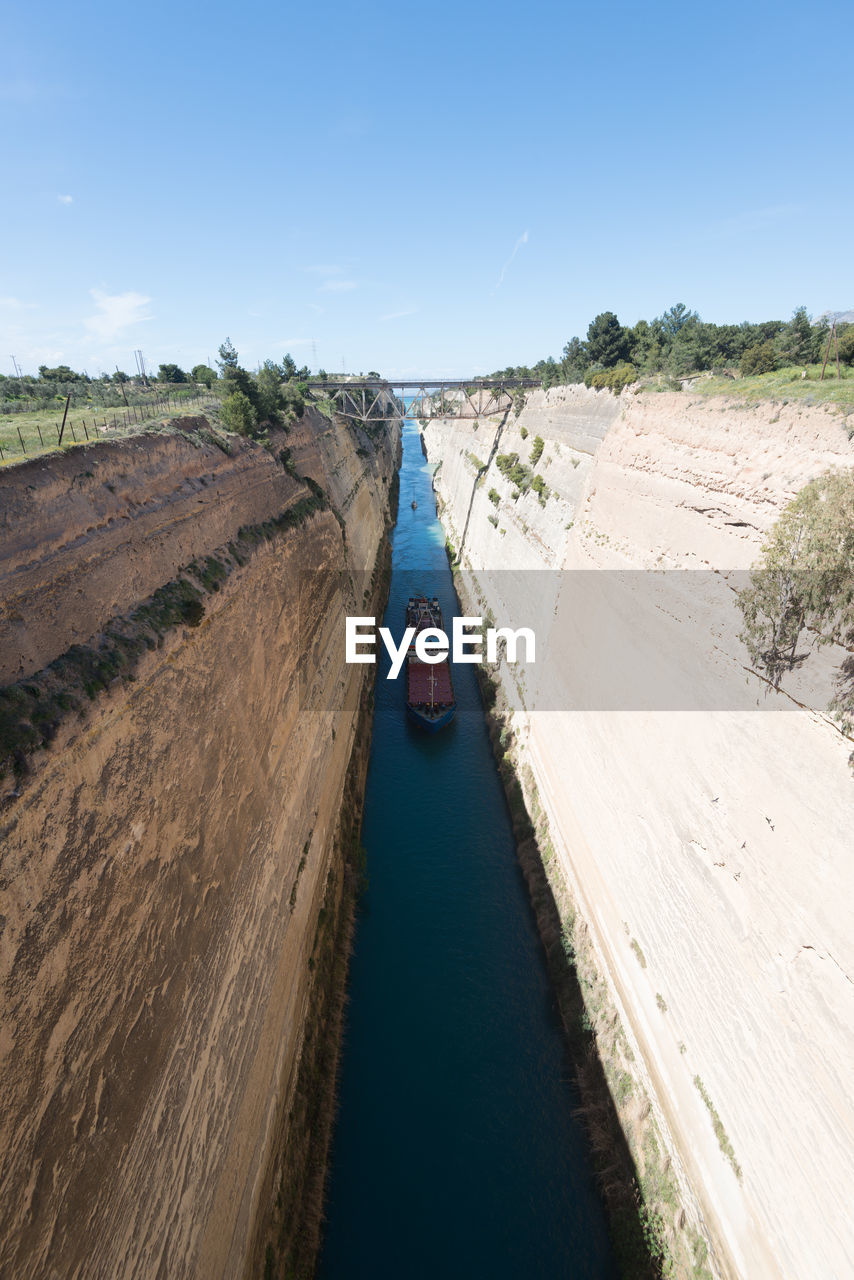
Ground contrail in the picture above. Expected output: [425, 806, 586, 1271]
[493, 229, 529, 291]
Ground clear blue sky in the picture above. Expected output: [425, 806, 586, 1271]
[2, 0, 851, 379]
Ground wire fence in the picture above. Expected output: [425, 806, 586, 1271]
[0, 389, 220, 463]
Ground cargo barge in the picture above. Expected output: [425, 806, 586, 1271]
[405, 595, 457, 732]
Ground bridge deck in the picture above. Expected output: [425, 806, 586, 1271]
[317, 377, 543, 422]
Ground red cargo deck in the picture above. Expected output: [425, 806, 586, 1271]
[407, 657, 454, 705]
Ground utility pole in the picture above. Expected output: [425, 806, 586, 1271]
[10, 356, 22, 377]
[134, 349, 149, 386]
[57, 395, 72, 446]
[820, 322, 840, 381]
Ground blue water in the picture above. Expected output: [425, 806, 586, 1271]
[318, 423, 616, 1279]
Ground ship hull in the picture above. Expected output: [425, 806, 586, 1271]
[404, 594, 457, 734]
[406, 702, 457, 733]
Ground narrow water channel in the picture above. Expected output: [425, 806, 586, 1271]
[318, 422, 616, 1278]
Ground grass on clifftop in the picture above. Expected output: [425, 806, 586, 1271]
[0, 391, 223, 465]
[666, 363, 854, 412]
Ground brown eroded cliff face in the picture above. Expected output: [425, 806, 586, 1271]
[0, 408, 399, 1278]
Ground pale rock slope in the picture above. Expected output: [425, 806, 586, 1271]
[425, 385, 854, 1279]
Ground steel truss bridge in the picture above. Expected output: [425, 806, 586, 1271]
[318, 378, 542, 424]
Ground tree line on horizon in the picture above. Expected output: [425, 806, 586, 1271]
[0, 346, 325, 421]
[486, 304, 854, 392]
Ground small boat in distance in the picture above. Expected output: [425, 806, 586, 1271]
[405, 595, 456, 732]
[411, 500, 417, 509]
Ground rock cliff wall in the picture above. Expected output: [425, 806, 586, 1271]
[424, 385, 854, 1279]
[0, 409, 399, 1278]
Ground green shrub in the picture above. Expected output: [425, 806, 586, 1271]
[496, 452, 534, 493]
[585, 362, 638, 395]
[519, 425, 528, 439]
[740, 341, 778, 376]
[694, 1076, 742, 1178]
[530, 435, 544, 464]
[221, 388, 258, 435]
[488, 487, 500, 506]
[838, 326, 854, 366]
[531, 474, 549, 505]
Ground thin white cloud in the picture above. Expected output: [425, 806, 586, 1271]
[304, 264, 344, 277]
[320, 279, 358, 293]
[83, 289, 152, 341]
[0, 296, 38, 310]
[380, 307, 418, 322]
[493, 229, 529, 292]
[57, 194, 73, 205]
[308, 302, 324, 315]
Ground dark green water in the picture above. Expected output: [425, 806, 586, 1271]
[318, 422, 616, 1278]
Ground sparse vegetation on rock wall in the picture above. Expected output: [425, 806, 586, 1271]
[737, 469, 854, 732]
[0, 484, 328, 784]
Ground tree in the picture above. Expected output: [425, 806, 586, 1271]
[282, 382, 306, 419]
[217, 338, 240, 373]
[659, 303, 697, 337]
[255, 360, 284, 423]
[738, 472, 854, 724]
[777, 307, 817, 367]
[281, 353, 298, 380]
[665, 316, 710, 377]
[538, 357, 560, 389]
[838, 326, 854, 366]
[741, 341, 778, 376]
[38, 364, 82, 382]
[217, 338, 257, 407]
[191, 363, 217, 388]
[709, 324, 752, 367]
[113, 370, 130, 384]
[220, 389, 258, 436]
[628, 319, 665, 373]
[561, 337, 588, 382]
[157, 363, 188, 383]
[586, 312, 630, 368]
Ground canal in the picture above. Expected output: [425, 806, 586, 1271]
[318, 421, 616, 1278]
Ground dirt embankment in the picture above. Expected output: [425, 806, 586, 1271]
[0, 411, 400, 1279]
